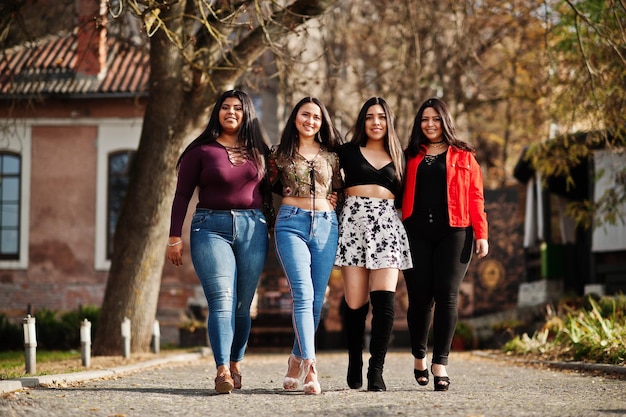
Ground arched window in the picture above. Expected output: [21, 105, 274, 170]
[106, 150, 135, 259]
[0, 153, 21, 260]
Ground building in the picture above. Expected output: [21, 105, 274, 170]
[513, 131, 626, 302]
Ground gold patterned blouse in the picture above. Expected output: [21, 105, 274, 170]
[269, 146, 343, 198]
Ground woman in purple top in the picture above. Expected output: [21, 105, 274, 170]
[167, 90, 271, 394]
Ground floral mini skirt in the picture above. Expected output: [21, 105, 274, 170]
[335, 195, 413, 270]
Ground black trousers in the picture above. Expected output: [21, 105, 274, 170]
[403, 212, 474, 365]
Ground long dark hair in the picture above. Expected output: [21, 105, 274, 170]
[406, 97, 474, 158]
[348, 96, 404, 182]
[177, 90, 268, 177]
[274, 97, 341, 158]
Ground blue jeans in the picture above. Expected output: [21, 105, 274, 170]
[274, 205, 338, 361]
[190, 209, 269, 368]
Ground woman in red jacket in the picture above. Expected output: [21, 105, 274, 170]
[401, 98, 488, 391]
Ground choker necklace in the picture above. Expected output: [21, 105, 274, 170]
[427, 140, 446, 148]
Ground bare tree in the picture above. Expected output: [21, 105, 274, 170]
[283, 0, 549, 189]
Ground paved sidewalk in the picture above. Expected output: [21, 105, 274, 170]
[1, 350, 625, 416]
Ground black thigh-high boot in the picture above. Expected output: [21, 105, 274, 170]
[342, 299, 369, 389]
[367, 290, 396, 392]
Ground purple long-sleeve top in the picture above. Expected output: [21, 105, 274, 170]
[169, 142, 263, 237]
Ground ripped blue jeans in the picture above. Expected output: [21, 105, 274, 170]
[190, 209, 268, 368]
[274, 205, 338, 361]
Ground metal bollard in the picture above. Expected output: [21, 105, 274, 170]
[80, 319, 91, 367]
[152, 320, 160, 354]
[23, 315, 37, 374]
[121, 317, 131, 358]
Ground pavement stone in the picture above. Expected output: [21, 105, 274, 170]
[1, 349, 625, 417]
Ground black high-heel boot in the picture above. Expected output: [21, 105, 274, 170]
[367, 291, 395, 392]
[342, 299, 369, 389]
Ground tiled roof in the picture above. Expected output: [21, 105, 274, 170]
[0, 29, 149, 98]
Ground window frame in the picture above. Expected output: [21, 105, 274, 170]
[0, 152, 21, 260]
[0, 124, 31, 269]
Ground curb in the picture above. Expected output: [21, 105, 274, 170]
[472, 350, 626, 376]
[0, 348, 211, 394]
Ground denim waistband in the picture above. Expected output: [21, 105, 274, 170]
[194, 208, 262, 215]
[279, 204, 336, 218]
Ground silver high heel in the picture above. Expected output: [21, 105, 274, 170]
[302, 359, 321, 395]
[283, 354, 302, 390]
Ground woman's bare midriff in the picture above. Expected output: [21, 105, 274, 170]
[345, 184, 394, 200]
[281, 196, 334, 211]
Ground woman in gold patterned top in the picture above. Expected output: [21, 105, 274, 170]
[269, 97, 343, 395]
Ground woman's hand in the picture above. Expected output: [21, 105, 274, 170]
[475, 239, 489, 258]
[327, 192, 338, 210]
[167, 237, 184, 267]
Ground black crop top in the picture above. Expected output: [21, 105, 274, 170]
[337, 142, 401, 198]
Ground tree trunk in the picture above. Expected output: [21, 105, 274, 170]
[93, 3, 193, 355]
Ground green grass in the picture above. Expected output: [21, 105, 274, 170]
[0, 350, 81, 380]
[0, 346, 195, 381]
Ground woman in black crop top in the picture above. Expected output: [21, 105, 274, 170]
[335, 97, 412, 391]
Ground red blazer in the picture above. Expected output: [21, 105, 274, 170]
[401, 146, 488, 240]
